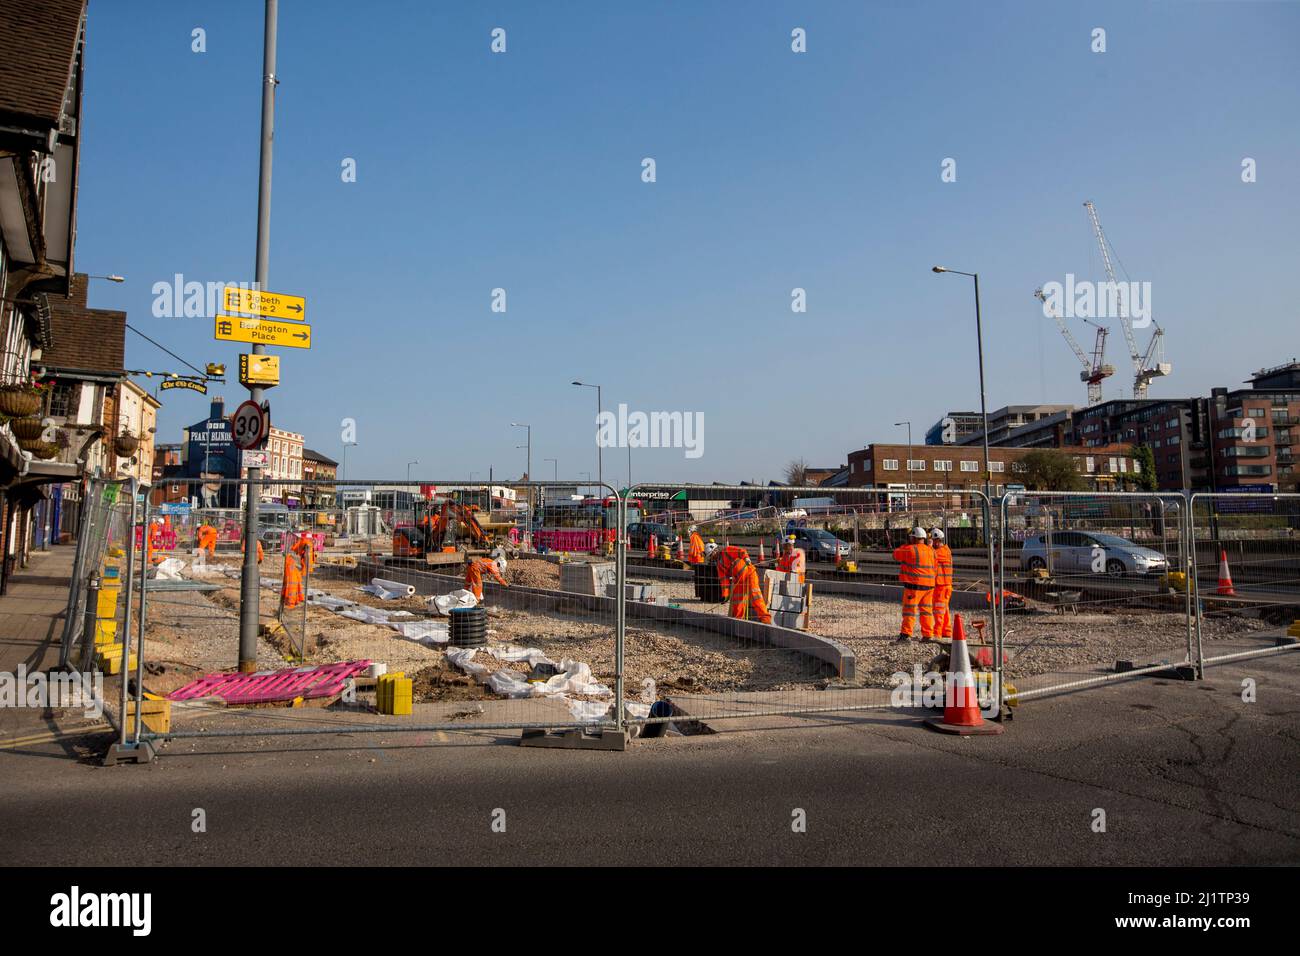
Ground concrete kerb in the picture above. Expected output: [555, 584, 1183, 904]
[353, 559, 856, 680]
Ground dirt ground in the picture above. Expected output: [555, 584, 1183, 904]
[140, 557, 1276, 706]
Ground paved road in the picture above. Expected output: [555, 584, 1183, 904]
[1, 654, 1297, 866]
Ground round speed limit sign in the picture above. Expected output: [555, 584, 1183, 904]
[231, 400, 268, 450]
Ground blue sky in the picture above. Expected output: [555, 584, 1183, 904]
[75, 0, 1300, 485]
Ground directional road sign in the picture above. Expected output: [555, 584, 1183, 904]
[214, 315, 311, 349]
[223, 287, 307, 321]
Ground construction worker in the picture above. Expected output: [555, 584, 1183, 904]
[727, 550, 772, 624]
[892, 527, 936, 642]
[687, 526, 705, 564]
[713, 544, 751, 602]
[290, 532, 316, 576]
[241, 536, 264, 564]
[281, 552, 305, 610]
[465, 555, 508, 602]
[196, 522, 218, 558]
[704, 538, 718, 559]
[930, 527, 953, 639]
[775, 534, 806, 584]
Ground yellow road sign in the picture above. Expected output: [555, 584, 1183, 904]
[239, 353, 281, 387]
[223, 287, 307, 321]
[214, 315, 311, 349]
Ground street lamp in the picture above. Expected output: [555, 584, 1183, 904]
[572, 381, 602, 492]
[511, 422, 532, 519]
[894, 421, 912, 493]
[544, 457, 558, 481]
[341, 440, 357, 482]
[932, 266, 991, 501]
[87, 274, 125, 283]
[406, 459, 418, 482]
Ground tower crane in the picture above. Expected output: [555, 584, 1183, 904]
[1083, 201, 1171, 398]
[1035, 288, 1114, 405]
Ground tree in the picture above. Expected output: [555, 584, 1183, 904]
[1130, 445, 1158, 492]
[784, 458, 810, 486]
[1019, 449, 1085, 492]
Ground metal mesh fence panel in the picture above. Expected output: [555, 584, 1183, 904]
[1188, 492, 1300, 670]
[130, 478, 625, 740]
[622, 483, 999, 726]
[996, 490, 1192, 702]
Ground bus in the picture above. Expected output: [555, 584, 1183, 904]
[532, 497, 643, 553]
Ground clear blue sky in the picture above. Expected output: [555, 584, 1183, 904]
[75, 0, 1300, 485]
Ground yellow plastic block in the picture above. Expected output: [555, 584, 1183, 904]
[95, 645, 138, 675]
[124, 699, 170, 735]
[96, 587, 121, 617]
[377, 673, 410, 715]
[93, 619, 118, 645]
[1287, 622, 1300, 638]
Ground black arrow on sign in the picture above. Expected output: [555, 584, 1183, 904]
[293, 331, 308, 341]
[288, 303, 303, 313]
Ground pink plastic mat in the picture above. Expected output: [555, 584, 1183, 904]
[166, 660, 372, 705]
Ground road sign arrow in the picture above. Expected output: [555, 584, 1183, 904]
[288, 303, 303, 313]
[293, 331, 308, 341]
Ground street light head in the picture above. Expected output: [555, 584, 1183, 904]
[571, 381, 583, 386]
[931, 266, 946, 274]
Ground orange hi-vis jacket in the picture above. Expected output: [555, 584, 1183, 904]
[688, 532, 705, 564]
[893, 542, 936, 588]
[465, 558, 507, 600]
[728, 558, 772, 624]
[241, 538, 264, 564]
[281, 553, 305, 610]
[290, 534, 316, 575]
[933, 543, 953, 587]
[197, 524, 218, 554]
[776, 547, 806, 576]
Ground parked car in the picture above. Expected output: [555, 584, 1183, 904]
[788, 527, 851, 562]
[1019, 531, 1168, 577]
[626, 522, 676, 551]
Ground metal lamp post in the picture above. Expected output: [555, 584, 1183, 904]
[894, 420, 912, 493]
[932, 267, 991, 501]
[572, 381, 602, 493]
[511, 422, 532, 519]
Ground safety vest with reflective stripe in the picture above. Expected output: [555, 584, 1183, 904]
[893, 543, 935, 587]
[933, 543, 953, 587]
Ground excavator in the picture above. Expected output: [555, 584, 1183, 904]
[392, 498, 493, 561]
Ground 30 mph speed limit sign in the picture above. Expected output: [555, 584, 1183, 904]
[231, 400, 268, 451]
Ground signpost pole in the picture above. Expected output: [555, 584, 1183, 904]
[239, 0, 278, 672]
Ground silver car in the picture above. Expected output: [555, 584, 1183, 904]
[1020, 531, 1169, 577]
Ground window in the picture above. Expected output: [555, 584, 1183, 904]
[47, 381, 78, 418]
[989, 461, 1005, 473]
[1011, 461, 1027, 473]
[1131, 460, 1140, 473]
[933, 460, 952, 472]
[882, 459, 899, 471]
[1167, 434, 1180, 445]
[1119, 459, 1128, 473]
[907, 459, 926, 471]
[960, 460, 978, 472]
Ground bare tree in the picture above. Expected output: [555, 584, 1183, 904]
[784, 458, 810, 486]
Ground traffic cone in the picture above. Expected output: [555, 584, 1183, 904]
[675, 537, 685, 561]
[926, 614, 1004, 736]
[758, 540, 765, 562]
[648, 534, 657, 559]
[1216, 550, 1236, 596]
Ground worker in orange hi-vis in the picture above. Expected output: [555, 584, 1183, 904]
[892, 527, 936, 642]
[929, 527, 954, 639]
[775, 534, 806, 585]
[290, 532, 316, 576]
[241, 537, 264, 565]
[465, 555, 509, 602]
[687, 526, 705, 564]
[713, 544, 750, 602]
[281, 552, 305, 610]
[196, 523, 218, 558]
[727, 552, 772, 624]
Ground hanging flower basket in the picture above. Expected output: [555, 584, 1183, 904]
[26, 441, 59, 460]
[9, 417, 44, 442]
[114, 433, 139, 456]
[0, 386, 41, 418]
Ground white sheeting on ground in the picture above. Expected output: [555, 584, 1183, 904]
[445, 645, 651, 724]
[153, 558, 187, 581]
[425, 589, 478, 615]
[360, 577, 417, 599]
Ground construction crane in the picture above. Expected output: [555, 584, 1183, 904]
[1035, 288, 1114, 405]
[1083, 200, 1172, 398]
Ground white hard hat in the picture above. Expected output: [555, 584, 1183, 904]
[930, 528, 945, 540]
[911, 527, 927, 539]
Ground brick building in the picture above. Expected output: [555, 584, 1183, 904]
[845, 442, 1141, 497]
[301, 448, 338, 509]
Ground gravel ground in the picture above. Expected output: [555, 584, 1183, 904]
[144, 558, 1275, 707]
[636, 577, 1273, 686]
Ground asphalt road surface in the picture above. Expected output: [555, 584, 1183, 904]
[1, 655, 1297, 866]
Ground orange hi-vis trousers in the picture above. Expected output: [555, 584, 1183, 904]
[281, 553, 305, 610]
[932, 586, 953, 639]
[900, 585, 934, 638]
[465, 558, 506, 601]
[729, 563, 772, 624]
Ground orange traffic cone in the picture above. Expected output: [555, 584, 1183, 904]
[675, 537, 685, 561]
[648, 534, 657, 559]
[926, 614, 1004, 736]
[1216, 550, 1236, 596]
[758, 540, 765, 562]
